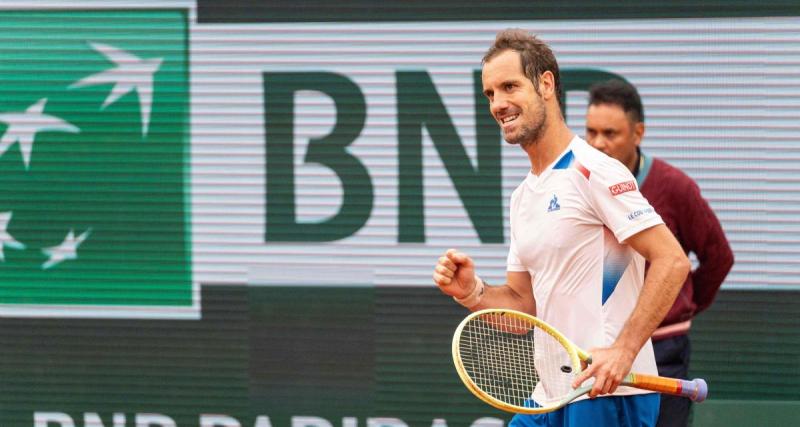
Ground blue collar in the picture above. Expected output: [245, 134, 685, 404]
[635, 150, 653, 187]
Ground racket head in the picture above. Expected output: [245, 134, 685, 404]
[452, 308, 587, 414]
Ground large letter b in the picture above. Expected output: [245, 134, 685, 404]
[264, 72, 372, 242]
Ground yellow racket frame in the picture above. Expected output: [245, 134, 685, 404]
[452, 308, 707, 414]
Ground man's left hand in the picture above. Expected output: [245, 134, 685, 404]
[571, 345, 637, 398]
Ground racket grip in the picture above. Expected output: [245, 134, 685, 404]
[628, 373, 708, 402]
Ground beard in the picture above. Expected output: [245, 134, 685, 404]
[502, 106, 547, 149]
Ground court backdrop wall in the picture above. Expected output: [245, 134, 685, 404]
[0, 1, 798, 426]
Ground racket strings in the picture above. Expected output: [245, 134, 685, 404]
[459, 315, 537, 406]
[458, 314, 575, 409]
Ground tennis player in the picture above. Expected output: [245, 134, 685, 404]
[433, 29, 691, 427]
[585, 79, 734, 427]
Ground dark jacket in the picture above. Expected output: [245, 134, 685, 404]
[638, 154, 734, 339]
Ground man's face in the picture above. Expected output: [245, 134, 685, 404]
[482, 50, 546, 147]
[585, 103, 643, 171]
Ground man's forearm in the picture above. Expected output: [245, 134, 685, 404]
[469, 284, 536, 314]
[615, 253, 690, 354]
[456, 272, 535, 315]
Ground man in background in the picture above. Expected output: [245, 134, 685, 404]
[585, 79, 735, 427]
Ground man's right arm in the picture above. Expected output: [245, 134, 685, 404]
[433, 249, 535, 315]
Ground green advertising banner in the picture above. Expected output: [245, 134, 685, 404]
[0, 10, 194, 318]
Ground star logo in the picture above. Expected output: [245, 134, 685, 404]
[0, 10, 193, 319]
[42, 228, 91, 270]
[69, 42, 163, 137]
[0, 211, 25, 261]
[0, 98, 79, 170]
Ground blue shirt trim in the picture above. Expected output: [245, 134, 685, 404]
[552, 150, 575, 170]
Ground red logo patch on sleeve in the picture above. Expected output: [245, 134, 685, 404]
[609, 180, 637, 196]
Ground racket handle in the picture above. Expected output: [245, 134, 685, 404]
[627, 373, 708, 402]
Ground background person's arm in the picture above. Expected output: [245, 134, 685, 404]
[682, 180, 735, 314]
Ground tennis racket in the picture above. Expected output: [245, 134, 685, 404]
[452, 308, 707, 414]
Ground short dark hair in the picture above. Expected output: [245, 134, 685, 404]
[588, 79, 644, 123]
[482, 28, 563, 112]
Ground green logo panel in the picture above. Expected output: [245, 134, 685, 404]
[0, 10, 193, 317]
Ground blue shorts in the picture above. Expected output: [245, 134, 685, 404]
[509, 394, 660, 427]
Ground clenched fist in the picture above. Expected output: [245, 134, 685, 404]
[433, 248, 477, 299]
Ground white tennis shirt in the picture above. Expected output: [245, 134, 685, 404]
[507, 136, 664, 400]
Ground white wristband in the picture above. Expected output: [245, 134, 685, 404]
[454, 275, 485, 308]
